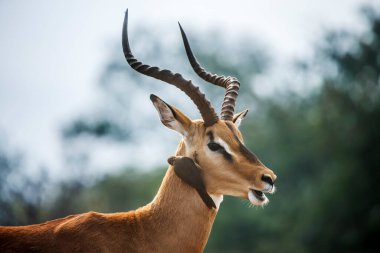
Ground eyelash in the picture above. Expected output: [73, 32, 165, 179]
[207, 142, 224, 152]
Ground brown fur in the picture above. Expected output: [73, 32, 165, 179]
[0, 102, 276, 253]
[188, 120, 276, 199]
[0, 141, 216, 253]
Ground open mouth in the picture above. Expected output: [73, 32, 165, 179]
[253, 190, 265, 201]
[248, 189, 269, 206]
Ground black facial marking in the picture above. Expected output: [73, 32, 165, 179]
[225, 122, 260, 164]
[238, 142, 260, 163]
[221, 150, 233, 161]
[207, 142, 223, 151]
[207, 131, 233, 162]
[207, 131, 214, 142]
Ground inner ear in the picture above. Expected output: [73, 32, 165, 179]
[150, 94, 192, 135]
[232, 109, 248, 128]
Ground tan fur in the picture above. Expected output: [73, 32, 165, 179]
[183, 119, 276, 199]
[0, 104, 276, 253]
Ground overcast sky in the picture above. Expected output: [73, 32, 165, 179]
[0, 0, 372, 178]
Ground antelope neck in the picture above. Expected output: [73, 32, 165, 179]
[137, 141, 218, 252]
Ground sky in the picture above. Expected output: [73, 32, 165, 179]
[0, 0, 372, 178]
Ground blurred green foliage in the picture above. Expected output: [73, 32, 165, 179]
[0, 147, 46, 226]
[1, 5, 380, 253]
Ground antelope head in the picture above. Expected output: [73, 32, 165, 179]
[122, 11, 276, 207]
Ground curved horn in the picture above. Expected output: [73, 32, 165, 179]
[122, 10, 218, 127]
[178, 24, 240, 121]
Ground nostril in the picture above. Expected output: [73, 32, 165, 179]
[261, 174, 274, 185]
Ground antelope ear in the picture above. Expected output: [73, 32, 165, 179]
[232, 109, 248, 128]
[150, 94, 192, 136]
[168, 156, 216, 209]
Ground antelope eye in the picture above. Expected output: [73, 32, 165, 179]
[208, 142, 224, 152]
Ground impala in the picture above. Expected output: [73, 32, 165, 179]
[0, 10, 277, 253]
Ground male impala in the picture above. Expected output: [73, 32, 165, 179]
[0, 10, 276, 253]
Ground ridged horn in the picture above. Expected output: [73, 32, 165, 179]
[179, 24, 240, 121]
[122, 10, 219, 127]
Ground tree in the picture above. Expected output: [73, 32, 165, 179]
[0, 143, 46, 226]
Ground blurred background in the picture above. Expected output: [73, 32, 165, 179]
[1, 0, 379, 252]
